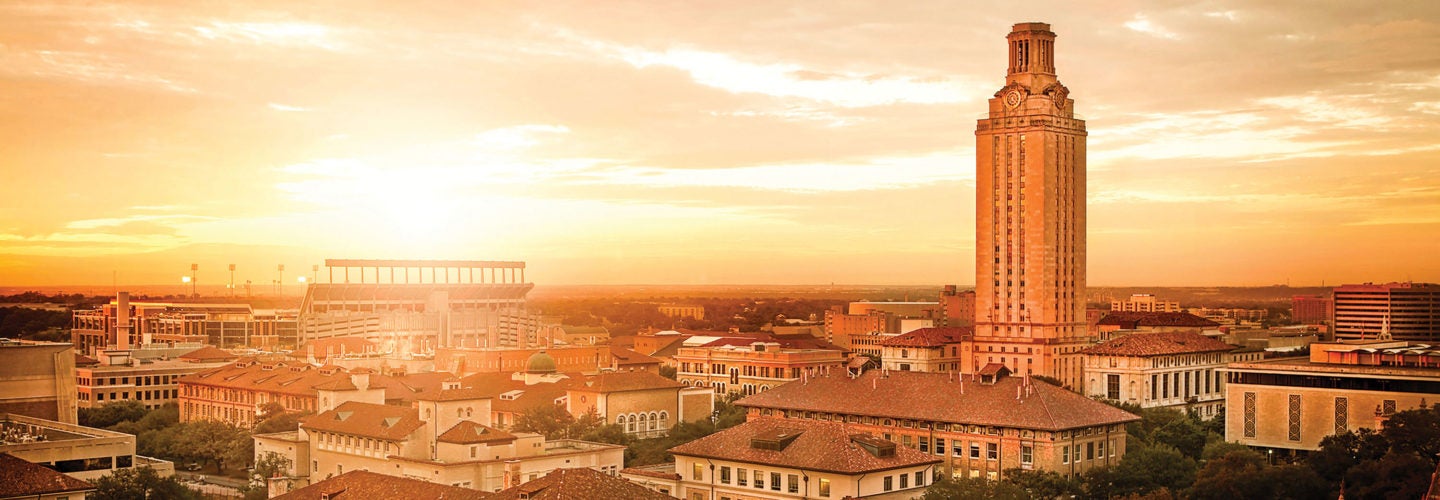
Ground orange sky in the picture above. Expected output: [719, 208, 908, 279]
[2, 2, 1438, 287]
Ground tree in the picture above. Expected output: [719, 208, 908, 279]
[1306, 428, 1387, 486]
[921, 477, 1029, 500]
[512, 403, 577, 439]
[79, 400, 149, 429]
[1084, 444, 1196, 498]
[1003, 468, 1082, 499]
[91, 466, 203, 500]
[171, 420, 251, 473]
[1343, 451, 1433, 500]
[241, 452, 295, 500]
[658, 365, 677, 380]
[254, 410, 306, 435]
[1381, 405, 1440, 459]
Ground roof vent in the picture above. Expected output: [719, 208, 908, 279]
[336, 411, 353, 421]
[381, 416, 399, 428]
[850, 434, 897, 458]
[750, 429, 803, 451]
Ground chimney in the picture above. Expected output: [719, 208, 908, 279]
[116, 291, 131, 350]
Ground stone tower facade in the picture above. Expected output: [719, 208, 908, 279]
[973, 22, 1090, 390]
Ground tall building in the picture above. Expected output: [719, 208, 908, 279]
[974, 22, 1089, 389]
[72, 292, 299, 354]
[0, 339, 78, 424]
[1332, 282, 1440, 342]
[1291, 294, 1332, 325]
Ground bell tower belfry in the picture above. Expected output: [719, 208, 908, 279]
[972, 22, 1090, 390]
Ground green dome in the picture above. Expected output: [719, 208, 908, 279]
[526, 351, 557, 374]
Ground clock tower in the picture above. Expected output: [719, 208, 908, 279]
[973, 22, 1090, 390]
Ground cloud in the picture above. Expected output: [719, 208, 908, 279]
[267, 102, 309, 112]
[1124, 14, 1180, 40]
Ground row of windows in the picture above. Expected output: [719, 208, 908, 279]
[82, 389, 177, 402]
[79, 374, 181, 388]
[1060, 439, 1116, 464]
[763, 408, 1121, 439]
[616, 412, 669, 434]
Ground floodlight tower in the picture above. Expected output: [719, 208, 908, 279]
[228, 264, 236, 298]
[189, 263, 198, 298]
[277, 264, 285, 297]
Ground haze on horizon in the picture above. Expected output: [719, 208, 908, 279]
[2, 1, 1438, 288]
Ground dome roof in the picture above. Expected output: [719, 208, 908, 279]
[526, 351, 557, 374]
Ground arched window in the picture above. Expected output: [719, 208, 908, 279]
[659, 411, 669, 428]
[457, 408, 464, 418]
[466, 408, 473, 417]
[627, 415, 636, 433]
[649, 412, 658, 430]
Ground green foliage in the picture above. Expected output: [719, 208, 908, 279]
[253, 409, 307, 435]
[0, 306, 73, 340]
[512, 403, 580, 439]
[1083, 444, 1196, 499]
[658, 365, 677, 380]
[1305, 407, 1440, 498]
[1198, 439, 1251, 461]
[79, 400, 149, 429]
[921, 477, 1029, 500]
[91, 466, 203, 500]
[1002, 469, 1082, 499]
[1342, 451, 1433, 500]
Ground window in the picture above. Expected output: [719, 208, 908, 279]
[770, 472, 780, 491]
[970, 443, 980, 459]
[1021, 444, 1033, 466]
[900, 473, 908, 489]
[953, 441, 963, 457]
[1087, 442, 1095, 460]
[986, 442, 998, 460]
[1107, 374, 1120, 400]
[1150, 374, 1158, 400]
[720, 466, 731, 484]
[693, 462, 703, 480]
[1062, 445, 1069, 464]
[915, 471, 924, 487]
[1073, 444, 1082, 463]
[1110, 439, 1117, 457]
[919, 437, 929, 453]
[884, 476, 893, 491]
[935, 438, 946, 456]
[1096, 440, 1105, 459]
[787, 474, 798, 493]
[754, 470, 764, 489]
[819, 478, 831, 497]
[737, 468, 747, 486]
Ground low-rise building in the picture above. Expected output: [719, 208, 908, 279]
[72, 292, 298, 354]
[0, 453, 97, 500]
[257, 375, 624, 494]
[652, 418, 942, 500]
[1, 412, 173, 481]
[270, 470, 489, 499]
[1095, 312, 1220, 337]
[879, 327, 972, 372]
[75, 345, 235, 409]
[674, 342, 847, 399]
[177, 357, 441, 427]
[658, 305, 705, 321]
[492, 467, 672, 500]
[736, 367, 1138, 479]
[1081, 332, 1236, 418]
[1225, 338, 1440, 452]
[1111, 294, 1181, 313]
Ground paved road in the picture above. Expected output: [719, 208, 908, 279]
[174, 470, 247, 497]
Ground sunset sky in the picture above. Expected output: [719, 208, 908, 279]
[2, 1, 1438, 288]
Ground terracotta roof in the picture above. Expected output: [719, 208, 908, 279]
[1082, 332, 1236, 357]
[273, 470, 489, 500]
[698, 333, 843, 351]
[609, 346, 660, 366]
[73, 353, 100, 366]
[178, 358, 358, 397]
[301, 401, 426, 441]
[1096, 312, 1220, 328]
[619, 466, 682, 480]
[669, 418, 941, 475]
[457, 372, 575, 413]
[574, 370, 682, 393]
[489, 467, 670, 500]
[0, 453, 96, 497]
[879, 327, 973, 347]
[736, 370, 1139, 432]
[437, 421, 517, 444]
[977, 363, 1009, 377]
[291, 337, 380, 358]
[180, 345, 239, 361]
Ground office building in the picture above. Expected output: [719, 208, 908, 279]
[75, 345, 235, 409]
[1292, 295, 1332, 325]
[1110, 294, 1181, 313]
[72, 292, 298, 354]
[973, 23, 1090, 390]
[1332, 282, 1440, 342]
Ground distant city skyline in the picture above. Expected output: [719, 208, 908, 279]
[2, 2, 1438, 287]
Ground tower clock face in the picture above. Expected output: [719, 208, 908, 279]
[1004, 89, 1023, 108]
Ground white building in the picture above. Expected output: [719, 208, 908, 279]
[1081, 332, 1236, 418]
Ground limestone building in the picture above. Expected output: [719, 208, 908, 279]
[1, 412, 174, 481]
[736, 368, 1138, 479]
[0, 340, 77, 424]
[1225, 338, 1440, 451]
[1111, 294, 1181, 313]
[1080, 332, 1235, 418]
[879, 327, 972, 373]
[972, 23, 1091, 390]
[75, 345, 235, 410]
[673, 341, 847, 399]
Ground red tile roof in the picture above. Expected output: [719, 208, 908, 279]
[572, 370, 682, 393]
[0, 453, 95, 497]
[291, 337, 380, 358]
[180, 345, 239, 362]
[437, 421, 516, 444]
[736, 370, 1138, 432]
[669, 418, 940, 475]
[273, 470, 489, 500]
[73, 353, 99, 366]
[301, 401, 425, 441]
[457, 372, 574, 413]
[1082, 332, 1236, 357]
[609, 346, 660, 367]
[879, 327, 973, 347]
[1096, 312, 1220, 328]
[489, 467, 670, 500]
